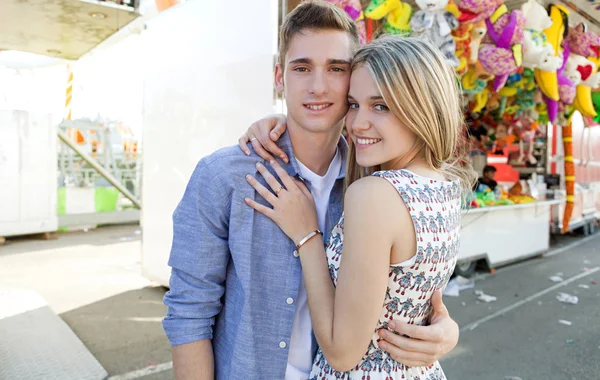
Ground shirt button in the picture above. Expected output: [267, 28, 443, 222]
[286, 297, 294, 305]
[293, 250, 299, 258]
[279, 341, 287, 349]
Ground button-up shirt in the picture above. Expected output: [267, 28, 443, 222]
[163, 131, 347, 379]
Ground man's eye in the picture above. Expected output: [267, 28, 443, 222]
[331, 67, 345, 72]
[294, 67, 308, 72]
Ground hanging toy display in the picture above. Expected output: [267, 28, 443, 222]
[326, 0, 368, 44]
[410, 0, 460, 67]
[564, 23, 600, 118]
[365, 0, 412, 36]
[521, 0, 562, 72]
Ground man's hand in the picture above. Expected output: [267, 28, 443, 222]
[377, 290, 459, 366]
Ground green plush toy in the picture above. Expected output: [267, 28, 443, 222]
[592, 91, 600, 123]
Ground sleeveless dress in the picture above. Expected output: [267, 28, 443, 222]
[309, 169, 462, 380]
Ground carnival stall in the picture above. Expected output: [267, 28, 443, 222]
[323, 0, 600, 275]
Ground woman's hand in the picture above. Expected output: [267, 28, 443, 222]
[238, 114, 289, 163]
[244, 160, 318, 244]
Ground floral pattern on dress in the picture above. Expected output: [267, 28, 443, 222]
[310, 169, 462, 380]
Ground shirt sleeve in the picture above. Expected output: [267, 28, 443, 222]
[162, 159, 231, 347]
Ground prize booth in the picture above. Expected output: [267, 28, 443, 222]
[139, 0, 600, 285]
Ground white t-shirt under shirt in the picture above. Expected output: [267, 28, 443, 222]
[285, 149, 342, 380]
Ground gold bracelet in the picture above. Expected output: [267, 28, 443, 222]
[295, 230, 323, 252]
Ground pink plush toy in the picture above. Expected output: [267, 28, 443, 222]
[326, 0, 367, 44]
[458, 0, 525, 92]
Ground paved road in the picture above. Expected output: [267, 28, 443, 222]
[441, 233, 600, 380]
[3, 225, 599, 380]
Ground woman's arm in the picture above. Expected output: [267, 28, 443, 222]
[244, 161, 414, 372]
[298, 176, 409, 371]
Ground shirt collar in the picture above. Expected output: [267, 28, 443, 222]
[277, 131, 348, 181]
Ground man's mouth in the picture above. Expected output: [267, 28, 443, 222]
[304, 103, 333, 111]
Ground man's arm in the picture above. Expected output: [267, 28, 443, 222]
[163, 160, 231, 379]
[172, 340, 214, 380]
[378, 290, 459, 366]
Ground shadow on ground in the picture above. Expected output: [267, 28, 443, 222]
[60, 286, 172, 376]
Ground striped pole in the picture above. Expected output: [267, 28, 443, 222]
[65, 65, 73, 121]
[562, 121, 574, 234]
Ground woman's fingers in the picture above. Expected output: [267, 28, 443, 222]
[267, 159, 296, 192]
[293, 178, 311, 198]
[243, 197, 275, 219]
[255, 163, 285, 195]
[238, 134, 251, 156]
[245, 174, 278, 206]
[250, 137, 275, 162]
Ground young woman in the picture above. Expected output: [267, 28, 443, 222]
[243, 36, 475, 379]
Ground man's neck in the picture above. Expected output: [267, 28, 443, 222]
[287, 120, 343, 176]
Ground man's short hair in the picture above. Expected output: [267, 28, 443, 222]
[483, 165, 497, 174]
[278, 0, 360, 69]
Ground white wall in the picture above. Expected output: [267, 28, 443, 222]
[140, 0, 279, 285]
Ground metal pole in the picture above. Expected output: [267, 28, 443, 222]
[57, 129, 142, 209]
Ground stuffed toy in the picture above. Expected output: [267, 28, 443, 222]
[521, 0, 562, 72]
[538, 5, 573, 123]
[365, 0, 412, 36]
[592, 90, 600, 123]
[490, 123, 511, 154]
[410, 0, 460, 67]
[453, 20, 487, 75]
[512, 115, 538, 165]
[534, 4, 568, 103]
[564, 23, 600, 117]
[327, 0, 368, 44]
[458, 0, 525, 92]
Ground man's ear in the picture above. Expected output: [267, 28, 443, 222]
[274, 63, 285, 93]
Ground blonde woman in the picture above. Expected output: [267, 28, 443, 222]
[243, 36, 475, 379]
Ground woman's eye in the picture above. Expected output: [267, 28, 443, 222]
[374, 104, 389, 112]
[348, 102, 358, 109]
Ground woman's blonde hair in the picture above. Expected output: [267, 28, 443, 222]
[345, 35, 476, 202]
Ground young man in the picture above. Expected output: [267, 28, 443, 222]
[164, 2, 459, 379]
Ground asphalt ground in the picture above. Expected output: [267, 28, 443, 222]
[2, 225, 599, 380]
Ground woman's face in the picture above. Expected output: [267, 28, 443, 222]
[346, 65, 420, 169]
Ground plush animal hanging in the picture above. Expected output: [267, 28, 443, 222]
[410, 0, 460, 67]
[365, 0, 412, 36]
[326, 0, 368, 44]
[564, 23, 600, 117]
[539, 5, 573, 124]
[592, 91, 600, 123]
[512, 115, 538, 165]
[521, 0, 562, 72]
[452, 21, 486, 75]
[458, 0, 525, 92]
[534, 4, 568, 104]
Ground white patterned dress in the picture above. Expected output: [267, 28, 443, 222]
[310, 169, 462, 380]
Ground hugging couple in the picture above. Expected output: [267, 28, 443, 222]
[163, 1, 474, 379]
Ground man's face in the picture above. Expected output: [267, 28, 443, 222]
[275, 29, 353, 134]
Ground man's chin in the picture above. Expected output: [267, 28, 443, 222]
[294, 119, 343, 134]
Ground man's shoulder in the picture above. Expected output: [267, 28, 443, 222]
[198, 144, 267, 174]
